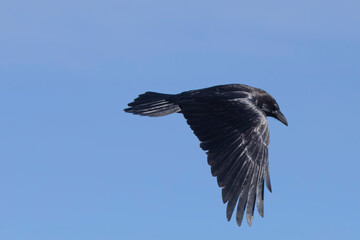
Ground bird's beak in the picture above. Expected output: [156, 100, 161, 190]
[274, 110, 288, 126]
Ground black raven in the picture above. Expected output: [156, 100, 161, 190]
[124, 84, 287, 226]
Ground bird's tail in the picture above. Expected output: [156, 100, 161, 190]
[124, 92, 181, 117]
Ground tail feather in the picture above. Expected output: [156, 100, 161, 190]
[124, 92, 180, 117]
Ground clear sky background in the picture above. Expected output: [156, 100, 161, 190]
[1, 1, 360, 239]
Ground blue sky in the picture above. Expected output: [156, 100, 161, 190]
[1, 0, 360, 239]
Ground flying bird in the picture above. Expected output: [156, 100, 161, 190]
[124, 84, 288, 226]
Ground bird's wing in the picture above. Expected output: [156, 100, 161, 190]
[178, 95, 271, 226]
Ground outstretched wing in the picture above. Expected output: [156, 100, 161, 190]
[178, 95, 271, 226]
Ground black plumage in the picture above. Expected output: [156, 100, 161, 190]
[124, 84, 288, 226]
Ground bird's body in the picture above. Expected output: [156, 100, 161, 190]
[124, 84, 287, 226]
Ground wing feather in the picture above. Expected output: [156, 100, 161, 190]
[246, 165, 259, 226]
[236, 165, 255, 226]
[256, 167, 265, 217]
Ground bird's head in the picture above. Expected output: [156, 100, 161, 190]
[256, 94, 288, 126]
